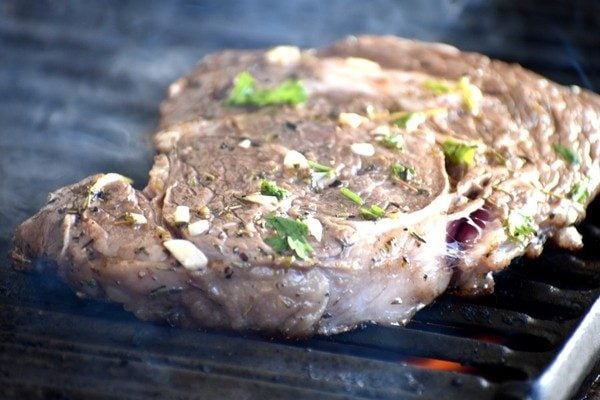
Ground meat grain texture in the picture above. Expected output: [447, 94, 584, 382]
[11, 36, 600, 336]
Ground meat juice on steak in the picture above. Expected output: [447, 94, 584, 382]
[11, 36, 600, 336]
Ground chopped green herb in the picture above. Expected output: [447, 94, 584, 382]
[308, 160, 335, 175]
[264, 215, 314, 260]
[264, 235, 287, 254]
[505, 212, 537, 244]
[442, 140, 478, 167]
[225, 72, 254, 106]
[260, 180, 289, 200]
[339, 187, 364, 206]
[380, 133, 405, 150]
[569, 181, 590, 204]
[286, 234, 313, 260]
[553, 143, 580, 165]
[391, 162, 415, 182]
[456, 76, 482, 116]
[410, 231, 427, 243]
[423, 79, 454, 94]
[360, 204, 386, 220]
[424, 77, 482, 115]
[225, 71, 307, 107]
[393, 112, 428, 131]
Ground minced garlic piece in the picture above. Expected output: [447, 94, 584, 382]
[303, 216, 323, 242]
[457, 76, 483, 116]
[123, 212, 148, 225]
[242, 193, 279, 207]
[163, 239, 208, 271]
[265, 46, 301, 66]
[370, 125, 391, 136]
[338, 112, 367, 128]
[238, 139, 252, 149]
[198, 205, 211, 219]
[89, 173, 132, 197]
[85, 173, 133, 208]
[351, 142, 375, 157]
[284, 150, 309, 170]
[168, 78, 186, 97]
[188, 220, 210, 236]
[173, 205, 190, 225]
[345, 57, 381, 73]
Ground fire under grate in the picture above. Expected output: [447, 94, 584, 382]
[1, 1, 599, 399]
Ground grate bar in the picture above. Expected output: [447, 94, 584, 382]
[412, 298, 566, 350]
[0, 303, 496, 399]
[476, 275, 598, 321]
[320, 326, 551, 378]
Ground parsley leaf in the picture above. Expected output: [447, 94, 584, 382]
[553, 143, 579, 165]
[360, 204, 386, 220]
[423, 78, 454, 94]
[264, 215, 313, 260]
[505, 212, 537, 244]
[569, 181, 590, 204]
[391, 162, 415, 181]
[340, 187, 364, 206]
[260, 180, 289, 200]
[442, 140, 477, 167]
[225, 72, 255, 106]
[225, 71, 307, 107]
[393, 112, 428, 131]
[287, 235, 312, 260]
[264, 235, 287, 253]
[308, 160, 335, 176]
[424, 77, 482, 116]
[380, 133, 405, 150]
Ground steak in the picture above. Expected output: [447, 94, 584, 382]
[10, 36, 600, 336]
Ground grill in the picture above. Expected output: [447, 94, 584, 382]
[1, 1, 599, 399]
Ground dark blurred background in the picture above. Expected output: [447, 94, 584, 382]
[0, 1, 599, 399]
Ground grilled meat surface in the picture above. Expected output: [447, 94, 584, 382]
[11, 36, 600, 336]
[319, 36, 600, 292]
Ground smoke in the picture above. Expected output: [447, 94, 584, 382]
[1, 0, 596, 262]
[1, 0, 596, 251]
[0, 0, 481, 245]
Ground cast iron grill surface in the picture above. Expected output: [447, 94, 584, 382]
[1, 1, 599, 399]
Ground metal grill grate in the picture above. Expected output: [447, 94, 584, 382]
[1, 1, 599, 399]
[1, 205, 598, 399]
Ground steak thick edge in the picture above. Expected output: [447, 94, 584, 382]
[11, 36, 600, 336]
